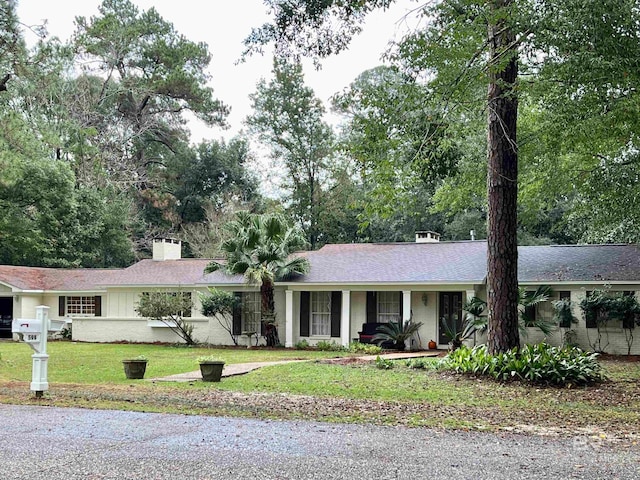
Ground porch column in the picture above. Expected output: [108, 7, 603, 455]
[465, 289, 476, 303]
[285, 290, 293, 348]
[340, 290, 351, 347]
[402, 290, 412, 323]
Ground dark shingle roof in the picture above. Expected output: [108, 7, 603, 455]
[518, 244, 640, 282]
[288, 241, 488, 284]
[102, 259, 215, 286]
[1, 242, 639, 290]
[0, 265, 119, 291]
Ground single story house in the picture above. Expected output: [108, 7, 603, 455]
[1, 235, 639, 354]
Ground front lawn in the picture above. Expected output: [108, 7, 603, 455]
[0, 341, 352, 383]
[1, 342, 639, 442]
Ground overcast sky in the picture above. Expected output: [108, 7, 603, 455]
[17, 0, 418, 143]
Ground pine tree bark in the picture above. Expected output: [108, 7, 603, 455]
[486, 0, 520, 354]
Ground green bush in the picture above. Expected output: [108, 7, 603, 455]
[375, 356, 394, 370]
[440, 343, 605, 386]
[294, 339, 310, 349]
[405, 358, 433, 370]
[316, 340, 346, 351]
[349, 341, 382, 355]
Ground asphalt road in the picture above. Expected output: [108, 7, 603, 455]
[0, 405, 638, 479]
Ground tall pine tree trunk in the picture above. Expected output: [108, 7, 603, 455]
[260, 278, 279, 346]
[486, 0, 520, 354]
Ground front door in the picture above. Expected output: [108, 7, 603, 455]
[438, 292, 463, 345]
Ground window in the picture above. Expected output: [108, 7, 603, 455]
[66, 296, 96, 316]
[242, 292, 261, 332]
[311, 292, 331, 336]
[377, 292, 400, 323]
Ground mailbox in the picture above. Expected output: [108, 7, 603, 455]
[12, 306, 58, 396]
[12, 318, 42, 334]
[12, 317, 64, 340]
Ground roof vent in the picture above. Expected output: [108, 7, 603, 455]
[415, 231, 440, 243]
[152, 238, 182, 261]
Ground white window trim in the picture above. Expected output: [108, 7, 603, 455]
[66, 296, 96, 317]
[310, 291, 331, 336]
[377, 292, 400, 323]
[242, 292, 261, 333]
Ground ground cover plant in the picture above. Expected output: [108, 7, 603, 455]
[440, 343, 605, 386]
[0, 342, 639, 444]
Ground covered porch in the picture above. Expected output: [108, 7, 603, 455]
[281, 286, 483, 349]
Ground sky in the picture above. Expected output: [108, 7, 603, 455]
[16, 0, 419, 144]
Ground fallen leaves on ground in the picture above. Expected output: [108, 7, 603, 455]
[0, 359, 638, 447]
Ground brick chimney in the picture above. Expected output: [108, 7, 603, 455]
[415, 231, 441, 243]
[152, 238, 182, 261]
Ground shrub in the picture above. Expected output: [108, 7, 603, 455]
[316, 340, 346, 351]
[60, 324, 72, 340]
[349, 341, 382, 355]
[294, 339, 309, 349]
[405, 358, 432, 370]
[197, 355, 224, 363]
[123, 355, 148, 362]
[375, 355, 394, 370]
[440, 343, 605, 386]
[136, 291, 196, 345]
[200, 289, 241, 346]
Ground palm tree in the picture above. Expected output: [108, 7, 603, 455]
[205, 211, 310, 346]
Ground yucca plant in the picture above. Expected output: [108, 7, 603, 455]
[372, 319, 423, 351]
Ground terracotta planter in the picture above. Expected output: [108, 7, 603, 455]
[199, 361, 225, 382]
[122, 360, 148, 379]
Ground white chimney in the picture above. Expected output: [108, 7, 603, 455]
[152, 238, 182, 261]
[415, 231, 441, 243]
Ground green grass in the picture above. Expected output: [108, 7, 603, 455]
[216, 361, 481, 404]
[1, 341, 639, 437]
[0, 341, 351, 384]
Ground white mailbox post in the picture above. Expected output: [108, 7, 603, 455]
[12, 306, 65, 397]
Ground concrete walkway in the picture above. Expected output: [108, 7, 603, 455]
[151, 350, 441, 382]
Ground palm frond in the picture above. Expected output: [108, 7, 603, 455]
[204, 261, 223, 274]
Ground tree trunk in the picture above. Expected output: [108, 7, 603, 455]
[260, 278, 279, 346]
[486, 0, 520, 354]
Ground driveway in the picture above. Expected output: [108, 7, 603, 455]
[0, 405, 638, 479]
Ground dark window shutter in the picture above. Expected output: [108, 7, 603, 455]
[181, 292, 191, 318]
[584, 292, 598, 328]
[522, 292, 536, 325]
[94, 296, 102, 316]
[623, 291, 635, 330]
[366, 291, 377, 323]
[300, 292, 310, 337]
[59, 296, 66, 316]
[398, 292, 404, 321]
[232, 292, 242, 335]
[558, 291, 571, 328]
[330, 291, 342, 337]
[524, 305, 536, 324]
